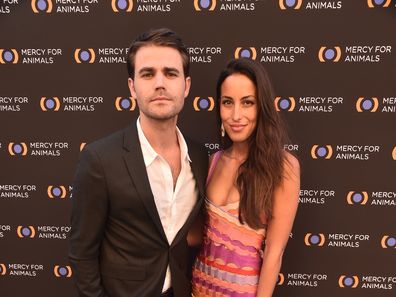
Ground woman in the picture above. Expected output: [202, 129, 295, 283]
[192, 58, 300, 297]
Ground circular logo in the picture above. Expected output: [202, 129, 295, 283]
[116, 0, 128, 10]
[13, 144, 23, 155]
[311, 145, 333, 159]
[51, 187, 62, 198]
[45, 98, 57, 110]
[285, 0, 297, 8]
[235, 47, 257, 60]
[21, 227, 32, 237]
[316, 146, 328, 158]
[385, 236, 396, 248]
[115, 97, 135, 111]
[361, 98, 375, 111]
[305, 233, 325, 246]
[37, 0, 48, 11]
[373, 0, 386, 5]
[324, 48, 336, 60]
[309, 234, 320, 245]
[199, 0, 210, 9]
[2, 50, 14, 63]
[79, 50, 91, 62]
[54, 265, 72, 277]
[319, 46, 341, 62]
[279, 98, 291, 110]
[240, 49, 252, 58]
[343, 276, 354, 287]
[278, 97, 293, 110]
[58, 267, 68, 276]
[9, 142, 28, 156]
[351, 192, 363, 204]
[112, 0, 133, 12]
[197, 98, 210, 110]
[120, 98, 132, 110]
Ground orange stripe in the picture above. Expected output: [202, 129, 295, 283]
[206, 229, 260, 258]
[197, 256, 260, 276]
[227, 208, 239, 216]
[208, 207, 265, 237]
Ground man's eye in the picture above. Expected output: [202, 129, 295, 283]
[167, 72, 178, 77]
[141, 73, 153, 78]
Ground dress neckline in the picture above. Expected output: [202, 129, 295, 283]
[205, 197, 239, 208]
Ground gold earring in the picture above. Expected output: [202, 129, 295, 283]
[221, 123, 225, 137]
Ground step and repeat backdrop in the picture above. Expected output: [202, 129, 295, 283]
[0, 1, 395, 297]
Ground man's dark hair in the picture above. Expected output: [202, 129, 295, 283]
[126, 28, 190, 79]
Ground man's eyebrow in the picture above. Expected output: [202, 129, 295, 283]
[138, 67, 154, 74]
[163, 67, 180, 73]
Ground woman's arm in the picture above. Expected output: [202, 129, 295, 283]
[256, 152, 300, 297]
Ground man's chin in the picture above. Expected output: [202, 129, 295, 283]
[144, 112, 179, 122]
[143, 107, 183, 122]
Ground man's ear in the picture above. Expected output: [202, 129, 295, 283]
[128, 77, 137, 99]
[184, 76, 191, 99]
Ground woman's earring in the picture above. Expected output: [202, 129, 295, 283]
[221, 123, 225, 137]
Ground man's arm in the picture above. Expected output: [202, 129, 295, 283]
[69, 146, 109, 297]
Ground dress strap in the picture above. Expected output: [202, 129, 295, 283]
[206, 150, 223, 185]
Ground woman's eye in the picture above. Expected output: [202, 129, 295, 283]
[221, 99, 232, 105]
[242, 97, 256, 106]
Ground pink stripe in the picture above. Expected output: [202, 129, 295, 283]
[207, 225, 259, 253]
[202, 240, 261, 269]
[207, 212, 265, 248]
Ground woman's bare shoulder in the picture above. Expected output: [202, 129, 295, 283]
[283, 151, 300, 181]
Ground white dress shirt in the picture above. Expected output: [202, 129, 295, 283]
[136, 118, 198, 292]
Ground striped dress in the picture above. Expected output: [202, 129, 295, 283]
[192, 152, 266, 297]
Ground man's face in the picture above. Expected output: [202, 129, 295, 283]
[128, 45, 191, 122]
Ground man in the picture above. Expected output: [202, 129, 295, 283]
[69, 28, 207, 297]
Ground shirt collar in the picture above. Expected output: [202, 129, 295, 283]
[136, 117, 192, 168]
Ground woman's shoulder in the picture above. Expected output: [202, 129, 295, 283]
[283, 150, 300, 181]
[284, 151, 299, 168]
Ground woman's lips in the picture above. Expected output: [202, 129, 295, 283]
[229, 124, 246, 132]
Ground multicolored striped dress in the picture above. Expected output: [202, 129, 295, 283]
[192, 152, 267, 297]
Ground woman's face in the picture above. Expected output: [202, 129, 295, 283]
[220, 73, 258, 145]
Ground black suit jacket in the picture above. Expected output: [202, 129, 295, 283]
[69, 124, 208, 297]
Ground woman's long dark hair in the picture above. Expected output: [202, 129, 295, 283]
[216, 58, 289, 229]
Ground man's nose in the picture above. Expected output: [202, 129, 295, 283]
[154, 73, 165, 89]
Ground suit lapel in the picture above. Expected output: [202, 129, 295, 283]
[122, 124, 168, 243]
[187, 139, 207, 199]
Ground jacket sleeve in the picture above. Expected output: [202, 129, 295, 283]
[69, 146, 109, 297]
